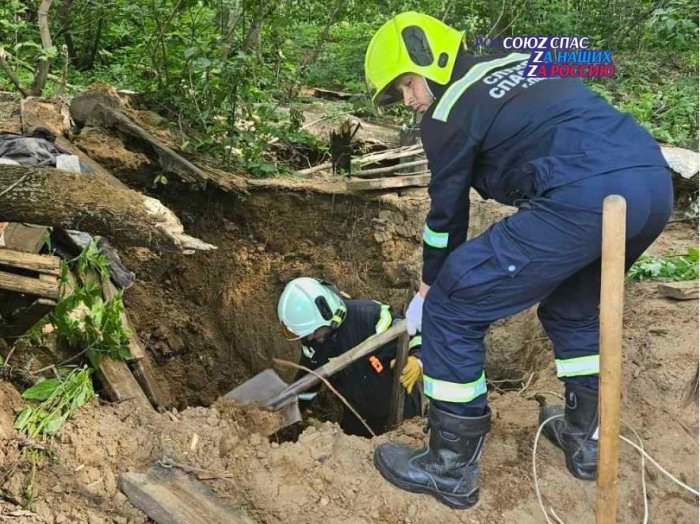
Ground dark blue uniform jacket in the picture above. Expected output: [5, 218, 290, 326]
[421, 51, 669, 285]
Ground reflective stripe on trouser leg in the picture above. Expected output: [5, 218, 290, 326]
[423, 371, 487, 403]
[555, 355, 599, 377]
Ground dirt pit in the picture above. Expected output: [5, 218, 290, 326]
[1, 124, 698, 522]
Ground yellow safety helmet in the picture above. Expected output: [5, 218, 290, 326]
[364, 12, 465, 108]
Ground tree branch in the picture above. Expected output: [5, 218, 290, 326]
[30, 0, 55, 96]
[0, 48, 30, 97]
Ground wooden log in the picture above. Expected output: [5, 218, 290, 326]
[0, 270, 58, 299]
[94, 103, 209, 188]
[119, 465, 255, 524]
[346, 173, 430, 192]
[69, 89, 123, 128]
[657, 281, 699, 300]
[0, 248, 61, 275]
[596, 195, 626, 524]
[312, 87, 355, 100]
[0, 164, 214, 251]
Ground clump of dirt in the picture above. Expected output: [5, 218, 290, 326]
[214, 399, 285, 440]
[73, 127, 151, 174]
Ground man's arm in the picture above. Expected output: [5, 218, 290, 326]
[420, 109, 482, 287]
[294, 346, 322, 402]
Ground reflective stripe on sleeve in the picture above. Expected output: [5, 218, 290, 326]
[423, 224, 449, 248]
[375, 304, 392, 333]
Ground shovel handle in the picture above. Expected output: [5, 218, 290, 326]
[268, 320, 406, 409]
[595, 195, 626, 524]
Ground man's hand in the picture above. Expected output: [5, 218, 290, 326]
[391, 356, 423, 394]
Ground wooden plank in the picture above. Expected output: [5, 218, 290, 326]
[101, 278, 144, 360]
[346, 173, 430, 192]
[2, 223, 49, 254]
[1, 297, 55, 338]
[101, 276, 166, 408]
[0, 248, 61, 275]
[89, 353, 151, 408]
[62, 268, 152, 410]
[0, 270, 58, 299]
[658, 281, 699, 300]
[353, 158, 428, 177]
[119, 465, 254, 524]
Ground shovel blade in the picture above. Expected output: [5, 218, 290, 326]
[224, 369, 302, 430]
[225, 369, 288, 405]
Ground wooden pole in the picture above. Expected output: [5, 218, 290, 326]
[595, 195, 626, 524]
[387, 332, 410, 428]
[388, 290, 415, 428]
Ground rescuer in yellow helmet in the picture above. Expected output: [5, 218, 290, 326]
[365, 11, 672, 510]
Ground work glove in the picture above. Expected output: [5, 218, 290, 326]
[405, 292, 424, 335]
[391, 356, 423, 394]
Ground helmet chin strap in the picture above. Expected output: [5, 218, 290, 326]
[421, 76, 435, 100]
[419, 76, 436, 108]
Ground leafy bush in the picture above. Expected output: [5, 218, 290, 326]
[53, 239, 132, 363]
[628, 247, 699, 282]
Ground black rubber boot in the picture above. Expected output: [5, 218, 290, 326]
[373, 405, 491, 509]
[539, 383, 599, 480]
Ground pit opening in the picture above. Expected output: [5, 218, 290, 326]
[95, 178, 550, 441]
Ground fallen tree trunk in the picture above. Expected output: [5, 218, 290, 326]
[0, 165, 215, 250]
[94, 103, 210, 188]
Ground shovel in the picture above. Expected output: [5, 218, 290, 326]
[225, 320, 406, 432]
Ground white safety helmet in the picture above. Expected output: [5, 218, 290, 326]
[278, 277, 347, 339]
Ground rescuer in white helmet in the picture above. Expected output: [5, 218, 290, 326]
[278, 277, 423, 436]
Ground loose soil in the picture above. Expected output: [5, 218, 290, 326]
[0, 107, 697, 523]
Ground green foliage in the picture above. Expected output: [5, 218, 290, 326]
[628, 247, 699, 282]
[646, 1, 699, 51]
[0, 0, 696, 168]
[53, 239, 132, 363]
[14, 367, 94, 438]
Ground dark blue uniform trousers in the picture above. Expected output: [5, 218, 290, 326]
[422, 167, 673, 416]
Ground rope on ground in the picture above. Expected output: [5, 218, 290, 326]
[533, 415, 699, 524]
[532, 414, 564, 524]
[619, 436, 699, 497]
[272, 358, 377, 438]
[622, 422, 648, 524]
